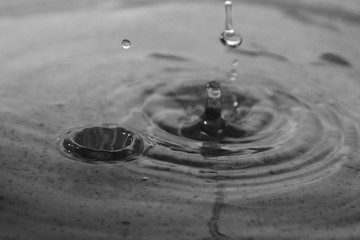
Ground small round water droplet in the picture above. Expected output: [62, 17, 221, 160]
[121, 39, 131, 49]
[220, 31, 242, 48]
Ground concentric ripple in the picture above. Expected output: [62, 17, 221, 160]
[129, 76, 358, 188]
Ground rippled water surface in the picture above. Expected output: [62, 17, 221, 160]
[1, 1, 360, 239]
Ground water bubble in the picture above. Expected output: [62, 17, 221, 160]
[121, 39, 131, 49]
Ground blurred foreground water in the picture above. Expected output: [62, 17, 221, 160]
[1, 0, 360, 239]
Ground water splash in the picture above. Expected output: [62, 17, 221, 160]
[180, 81, 248, 140]
[220, 0, 242, 48]
[58, 124, 143, 163]
[137, 74, 354, 192]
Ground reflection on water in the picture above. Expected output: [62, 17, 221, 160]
[1, 0, 360, 239]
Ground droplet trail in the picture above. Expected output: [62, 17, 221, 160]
[230, 59, 238, 81]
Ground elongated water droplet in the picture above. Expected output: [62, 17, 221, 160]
[121, 39, 131, 49]
[220, 0, 242, 48]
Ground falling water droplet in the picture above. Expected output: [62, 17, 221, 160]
[121, 39, 131, 49]
[220, 0, 242, 48]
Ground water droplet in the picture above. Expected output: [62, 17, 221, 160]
[220, 0, 242, 48]
[141, 177, 149, 181]
[121, 39, 131, 49]
[220, 31, 242, 48]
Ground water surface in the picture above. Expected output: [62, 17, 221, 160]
[1, 1, 360, 239]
